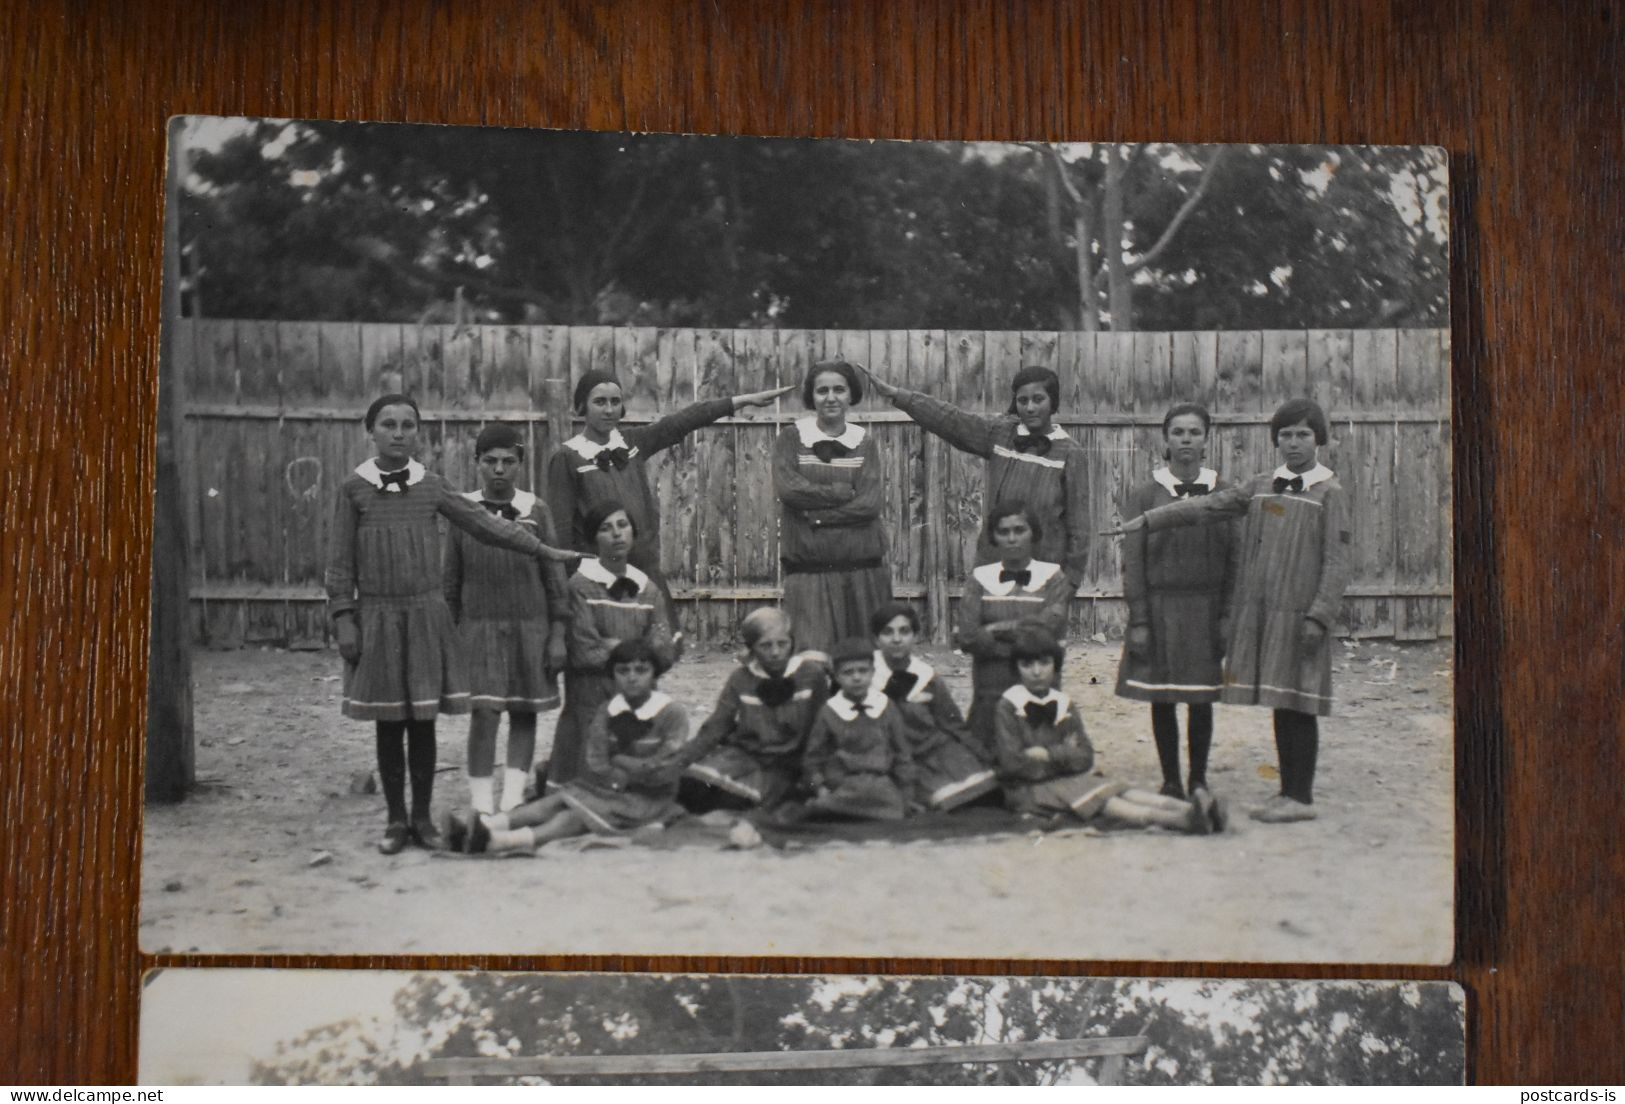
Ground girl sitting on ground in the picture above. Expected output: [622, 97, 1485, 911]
[681, 608, 830, 812]
[869, 601, 998, 811]
[448, 639, 693, 854]
[801, 638, 916, 822]
[994, 627, 1224, 835]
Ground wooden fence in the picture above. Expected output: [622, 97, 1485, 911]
[173, 321, 1451, 647]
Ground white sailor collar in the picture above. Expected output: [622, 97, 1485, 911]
[1000, 683, 1072, 714]
[356, 457, 426, 491]
[1152, 466, 1218, 497]
[794, 416, 866, 450]
[1271, 462, 1334, 491]
[564, 429, 634, 460]
[873, 650, 935, 700]
[607, 690, 672, 721]
[747, 652, 809, 681]
[1013, 422, 1069, 441]
[461, 488, 536, 516]
[971, 558, 1062, 597]
[826, 688, 891, 721]
[576, 556, 651, 593]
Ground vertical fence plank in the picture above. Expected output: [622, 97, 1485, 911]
[530, 325, 572, 483]
[1395, 327, 1443, 640]
[889, 328, 925, 594]
[235, 319, 281, 405]
[945, 330, 987, 582]
[485, 325, 532, 409]
[693, 329, 739, 643]
[985, 329, 1023, 410]
[1058, 330, 1087, 415]
[172, 321, 207, 587]
[618, 327, 662, 416]
[1350, 328, 1399, 636]
[360, 322, 406, 397]
[410, 320, 445, 407]
[732, 329, 780, 599]
[655, 328, 700, 641]
[913, 330, 950, 640]
[192, 318, 238, 403]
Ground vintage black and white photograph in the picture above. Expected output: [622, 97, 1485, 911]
[138, 970, 1466, 1086]
[141, 119, 1452, 960]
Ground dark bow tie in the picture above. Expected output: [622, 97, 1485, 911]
[848, 698, 872, 717]
[999, 567, 1032, 587]
[480, 499, 520, 520]
[605, 576, 640, 602]
[1023, 700, 1059, 728]
[810, 439, 853, 463]
[882, 668, 919, 701]
[1272, 475, 1305, 494]
[756, 675, 797, 707]
[1173, 482, 1209, 497]
[377, 467, 410, 490]
[1012, 433, 1052, 455]
[594, 446, 633, 472]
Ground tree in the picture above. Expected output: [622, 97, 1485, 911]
[251, 975, 1463, 1086]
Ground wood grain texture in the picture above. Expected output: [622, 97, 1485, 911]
[1, 0, 1620, 1085]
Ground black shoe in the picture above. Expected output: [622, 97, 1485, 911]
[1159, 780, 1186, 800]
[467, 814, 492, 854]
[441, 812, 468, 853]
[409, 816, 443, 850]
[378, 820, 410, 855]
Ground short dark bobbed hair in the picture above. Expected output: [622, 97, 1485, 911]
[606, 637, 670, 678]
[1162, 402, 1213, 437]
[364, 393, 421, 431]
[868, 601, 922, 638]
[983, 499, 1044, 548]
[1269, 398, 1330, 446]
[584, 499, 637, 540]
[1010, 625, 1066, 671]
[801, 360, 864, 408]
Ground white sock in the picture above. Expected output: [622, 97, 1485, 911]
[483, 812, 511, 832]
[488, 826, 535, 852]
[500, 768, 530, 812]
[468, 775, 495, 815]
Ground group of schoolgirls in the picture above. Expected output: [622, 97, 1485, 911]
[326, 357, 1350, 857]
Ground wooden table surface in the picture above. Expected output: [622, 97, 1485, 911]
[2, 0, 1621, 1085]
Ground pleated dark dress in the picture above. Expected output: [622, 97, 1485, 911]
[556, 692, 695, 833]
[993, 686, 1126, 818]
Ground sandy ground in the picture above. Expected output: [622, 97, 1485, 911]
[141, 640, 1453, 962]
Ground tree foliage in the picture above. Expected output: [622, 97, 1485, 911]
[251, 975, 1463, 1086]
[179, 120, 1446, 330]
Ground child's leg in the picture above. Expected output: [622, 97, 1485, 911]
[466, 709, 500, 814]
[405, 719, 442, 845]
[1186, 703, 1213, 791]
[375, 720, 408, 824]
[1101, 794, 1204, 833]
[486, 792, 568, 831]
[1272, 708, 1319, 804]
[502, 711, 538, 812]
[1150, 704, 1184, 797]
[487, 809, 587, 852]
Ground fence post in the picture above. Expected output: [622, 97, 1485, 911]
[545, 376, 571, 453]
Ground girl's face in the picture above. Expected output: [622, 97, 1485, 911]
[1276, 421, 1319, 472]
[749, 627, 794, 675]
[810, 372, 851, 423]
[1017, 656, 1058, 696]
[369, 404, 419, 468]
[594, 510, 635, 560]
[875, 614, 917, 664]
[1164, 413, 1208, 468]
[992, 513, 1035, 561]
[477, 446, 523, 497]
[834, 659, 873, 700]
[611, 658, 657, 703]
[583, 383, 625, 436]
[1012, 382, 1054, 432]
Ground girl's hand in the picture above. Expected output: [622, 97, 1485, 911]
[336, 617, 361, 664]
[1023, 746, 1052, 762]
[1126, 625, 1151, 660]
[861, 367, 900, 401]
[1299, 618, 1327, 650]
[734, 384, 796, 409]
[546, 630, 569, 674]
[1101, 516, 1145, 536]
[535, 543, 581, 564]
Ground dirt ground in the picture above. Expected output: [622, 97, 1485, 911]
[141, 639, 1454, 962]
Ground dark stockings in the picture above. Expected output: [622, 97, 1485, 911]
[1151, 703, 1214, 794]
[1272, 709, 1319, 804]
[376, 719, 439, 823]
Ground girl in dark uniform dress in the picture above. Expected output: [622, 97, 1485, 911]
[955, 501, 1073, 747]
[801, 639, 916, 821]
[1114, 403, 1239, 799]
